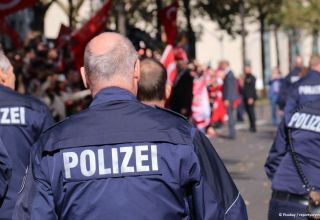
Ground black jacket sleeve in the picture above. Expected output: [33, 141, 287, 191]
[191, 130, 248, 220]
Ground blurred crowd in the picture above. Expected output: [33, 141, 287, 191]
[1, 32, 260, 138]
[6, 32, 312, 140]
[3, 34, 91, 122]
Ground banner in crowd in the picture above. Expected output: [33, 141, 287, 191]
[159, 1, 178, 45]
[0, 0, 36, 18]
[71, 0, 112, 70]
[56, 24, 72, 48]
[161, 45, 177, 86]
[0, 19, 22, 48]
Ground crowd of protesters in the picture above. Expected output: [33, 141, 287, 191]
[2, 33, 91, 122]
[1, 31, 262, 139]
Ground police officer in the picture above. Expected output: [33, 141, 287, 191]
[284, 55, 320, 114]
[0, 137, 11, 203]
[242, 63, 257, 132]
[265, 99, 320, 220]
[277, 56, 303, 111]
[0, 52, 53, 219]
[16, 33, 248, 220]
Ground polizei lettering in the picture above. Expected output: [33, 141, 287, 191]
[288, 112, 320, 132]
[0, 107, 26, 125]
[63, 145, 159, 179]
[299, 85, 320, 95]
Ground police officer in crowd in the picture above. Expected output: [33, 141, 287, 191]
[277, 56, 303, 111]
[0, 137, 11, 203]
[242, 63, 257, 132]
[16, 33, 248, 220]
[0, 52, 53, 219]
[285, 55, 320, 114]
[265, 99, 320, 220]
[137, 58, 170, 107]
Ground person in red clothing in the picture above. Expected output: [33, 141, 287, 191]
[207, 68, 226, 128]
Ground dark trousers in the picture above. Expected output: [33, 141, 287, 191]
[237, 97, 245, 122]
[268, 197, 309, 220]
[244, 101, 256, 131]
[227, 105, 236, 138]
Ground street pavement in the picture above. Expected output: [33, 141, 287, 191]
[210, 104, 276, 220]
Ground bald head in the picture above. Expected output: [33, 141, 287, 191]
[310, 55, 320, 71]
[82, 32, 139, 95]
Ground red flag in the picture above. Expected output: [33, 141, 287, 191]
[0, 0, 37, 18]
[0, 19, 22, 48]
[56, 24, 72, 48]
[159, 1, 178, 45]
[161, 45, 177, 86]
[71, 0, 112, 70]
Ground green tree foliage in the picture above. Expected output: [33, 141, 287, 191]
[195, 0, 242, 36]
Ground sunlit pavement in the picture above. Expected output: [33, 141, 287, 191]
[210, 104, 276, 220]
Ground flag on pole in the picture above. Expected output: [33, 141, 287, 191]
[71, 0, 112, 70]
[161, 45, 177, 86]
[0, 0, 37, 18]
[159, 1, 178, 45]
[56, 24, 72, 48]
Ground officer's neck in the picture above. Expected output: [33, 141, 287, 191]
[141, 100, 165, 108]
[91, 81, 136, 98]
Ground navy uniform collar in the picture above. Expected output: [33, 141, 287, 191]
[0, 84, 14, 93]
[89, 87, 137, 108]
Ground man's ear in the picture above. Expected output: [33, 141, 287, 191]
[80, 67, 89, 89]
[133, 59, 140, 82]
[0, 69, 7, 85]
[165, 84, 172, 100]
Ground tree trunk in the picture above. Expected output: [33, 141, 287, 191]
[68, 0, 74, 29]
[240, 0, 246, 73]
[156, 0, 162, 42]
[116, 1, 126, 35]
[288, 30, 293, 71]
[182, 0, 196, 59]
[274, 26, 280, 68]
[312, 30, 319, 55]
[32, 3, 49, 33]
[259, 14, 266, 88]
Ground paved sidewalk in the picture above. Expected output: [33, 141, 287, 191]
[210, 103, 276, 220]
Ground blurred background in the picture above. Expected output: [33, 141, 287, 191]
[1, 1, 320, 219]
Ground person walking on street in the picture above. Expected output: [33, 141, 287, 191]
[268, 67, 282, 125]
[221, 60, 238, 139]
[243, 64, 257, 132]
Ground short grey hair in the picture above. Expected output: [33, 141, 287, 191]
[0, 52, 12, 74]
[84, 34, 138, 83]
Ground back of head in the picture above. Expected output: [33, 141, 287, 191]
[137, 58, 167, 102]
[0, 52, 15, 89]
[83, 32, 138, 94]
[0, 52, 12, 74]
[295, 56, 303, 67]
[309, 55, 320, 71]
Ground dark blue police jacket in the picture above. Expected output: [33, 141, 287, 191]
[277, 66, 301, 110]
[0, 84, 53, 219]
[265, 100, 320, 195]
[14, 87, 248, 220]
[0, 137, 11, 202]
[284, 70, 320, 114]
